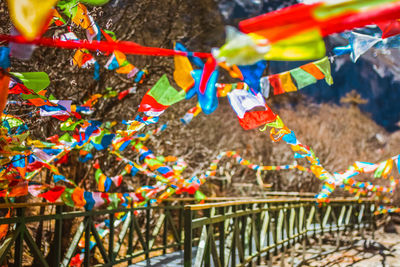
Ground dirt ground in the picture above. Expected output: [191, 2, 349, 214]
[257, 221, 400, 267]
[301, 225, 400, 267]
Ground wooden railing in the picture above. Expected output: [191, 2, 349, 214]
[183, 198, 376, 267]
[0, 196, 376, 267]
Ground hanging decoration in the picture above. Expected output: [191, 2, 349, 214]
[0, 0, 399, 216]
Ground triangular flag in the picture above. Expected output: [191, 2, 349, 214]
[8, 0, 58, 40]
[313, 57, 333, 85]
[173, 54, 194, 92]
[377, 19, 400, 39]
[146, 74, 185, 106]
[349, 32, 381, 62]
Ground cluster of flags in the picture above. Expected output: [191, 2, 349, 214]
[0, 0, 399, 217]
[266, 57, 333, 96]
[52, 1, 148, 82]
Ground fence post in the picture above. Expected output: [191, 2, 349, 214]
[219, 206, 225, 267]
[184, 207, 193, 267]
[265, 204, 271, 267]
[204, 208, 211, 267]
[14, 208, 25, 267]
[128, 206, 134, 265]
[179, 201, 184, 250]
[109, 212, 115, 263]
[240, 204, 246, 264]
[83, 216, 91, 267]
[232, 205, 237, 267]
[318, 206, 322, 257]
[256, 203, 262, 266]
[163, 203, 168, 255]
[54, 205, 63, 266]
[146, 203, 151, 266]
[281, 204, 288, 267]
[301, 204, 307, 264]
[272, 207, 278, 256]
[249, 205, 253, 262]
[371, 203, 376, 240]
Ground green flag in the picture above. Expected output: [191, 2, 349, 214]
[61, 188, 75, 207]
[290, 68, 317, 89]
[195, 190, 206, 201]
[81, 0, 110, 5]
[60, 119, 84, 131]
[314, 57, 333, 85]
[374, 162, 386, 178]
[148, 74, 185, 106]
[11, 72, 50, 92]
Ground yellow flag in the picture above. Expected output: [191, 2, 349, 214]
[279, 72, 297, 92]
[72, 3, 91, 29]
[8, 0, 58, 40]
[264, 29, 326, 61]
[173, 55, 194, 92]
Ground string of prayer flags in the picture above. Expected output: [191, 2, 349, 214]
[54, 2, 146, 82]
[319, 155, 399, 200]
[374, 206, 400, 215]
[259, 113, 340, 202]
[94, 163, 122, 192]
[292, 56, 333, 86]
[90, 130, 115, 151]
[3, 0, 400, 211]
[179, 56, 332, 123]
[269, 72, 297, 95]
[132, 141, 175, 179]
[267, 56, 333, 96]
[217, 151, 311, 173]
